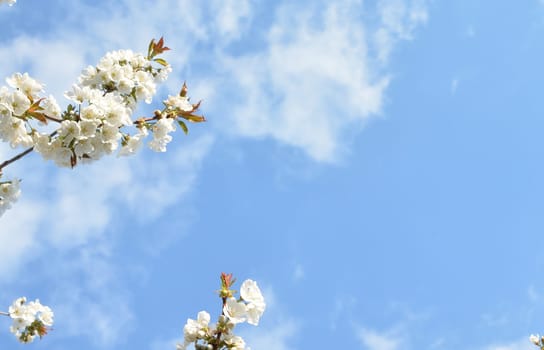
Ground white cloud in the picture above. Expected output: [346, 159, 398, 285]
[293, 263, 305, 281]
[357, 327, 401, 350]
[2, 0, 429, 167]
[213, 1, 391, 162]
[330, 295, 358, 330]
[241, 286, 298, 350]
[466, 25, 476, 38]
[451, 78, 459, 95]
[200, 0, 430, 162]
[483, 337, 534, 350]
[243, 321, 298, 350]
[0, 1, 430, 344]
[211, 0, 253, 41]
[0, 199, 44, 279]
[374, 0, 429, 63]
[0, 133, 213, 289]
[149, 337, 182, 350]
[49, 243, 135, 346]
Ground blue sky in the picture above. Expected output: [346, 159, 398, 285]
[1, 0, 544, 349]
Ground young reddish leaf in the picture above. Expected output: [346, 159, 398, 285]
[27, 112, 48, 124]
[155, 37, 170, 53]
[148, 37, 171, 58]
[27, 98, 45, 112]
[191, 100, 202, 111]
[179, 82, 188, 97]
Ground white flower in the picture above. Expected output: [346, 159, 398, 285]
[74, 139, 94, 158]
[0, 179, 21, 217]
[9, 90, 30, 116]
[58, 120, 81, 145]
[183, 311, 210, 343]
[117, 77, 135, 95]
[79, 119, 100, 139]
[530, 334, 541, 346]
[153, 117, 176, 137]
[155, 65, 172, 82]
[149, 117, 175, 152]
[65, 84, 96, 104]
[164, 95, 193, 112]
[223, 297, 247, 324]
[224, 334, 247, 350]
[41, 95, 61, 119]
[240, 279, 266, 326]
[0, 117, 33, 148]
[0, 0, 16, 6]
[52, 145, 74, 168]
[240, 280, 264, 304]
[119, 127, 148, 157]
[6, 73, 43, 98]
[7, 297, 54, 343]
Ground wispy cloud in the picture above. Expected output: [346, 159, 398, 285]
[374, 0, 429, 63]
[210, 0, 253, 42]
[241, 286, 298, 350]
[356, 327, 402, 350]
[451, 78, 459, 95]
[482, 337, 534, 350]
[1, 134, 213, 250]
[202, 0, 430, 162]
[48, 242, 135, 346]
[212, 1, 390, 162]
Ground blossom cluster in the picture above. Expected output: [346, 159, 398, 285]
[0, 0, 16, 6]
[177, 275, 266, 350]
[0, 38, 205, 217]
[0, 178, 20, 216]
[223, 279, 266, 326]
[7, 297, 54, 343]
[531, 334, 544, 349]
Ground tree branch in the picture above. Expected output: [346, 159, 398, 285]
[0, 146, 34, 172]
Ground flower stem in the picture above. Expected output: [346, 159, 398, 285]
[0, 311, 9, 317]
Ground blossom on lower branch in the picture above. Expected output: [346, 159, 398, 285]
[0, 178, 20, 216]
[177, 276, 266, 350]
[530, 334, 544, 350]
[7, 297, 54, 343]
[0, 0, 16, 6]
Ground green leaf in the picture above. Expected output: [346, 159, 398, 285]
[153, 58, 169, 67]
[147, 38, 155, 58]
[177, 120, 189, 134]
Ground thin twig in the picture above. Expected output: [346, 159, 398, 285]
[0, 311, 9, 317]
[0, 146, 34, 172]
[0, 130, 57, 172]
[44, 115, 63, 123]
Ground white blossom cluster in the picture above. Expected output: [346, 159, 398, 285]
[531, 334, 544, 349]
[223, 279, 266, 326]
[177, 279, 266, 350]
[8, 297, 54, 343]
[0, 178, 20, 216]
[41, 48, 174, 167]
[0, 0, 16, 6]
[0, 38, 204, 218]
[0, 73, 59, 149]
